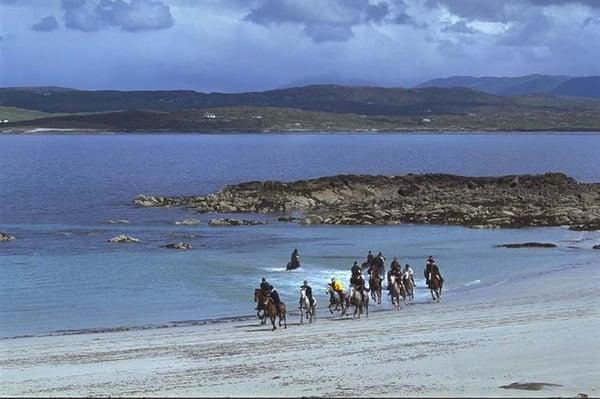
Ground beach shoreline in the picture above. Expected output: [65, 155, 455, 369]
[1, 259, 598, 397]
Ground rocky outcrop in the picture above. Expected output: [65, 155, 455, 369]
[160, 242, 192, 250]
[132, 173, 600, 228]
[105, 219, 130, 224]
[569, 222, 600, 231]
[593, 244, 600, 250]
[0, 232, 15, 241]
[495, 242, 557, 248]
[174, 218, 201, 225]
[108, 234, 140, 243]
[208, 218, 268, 226]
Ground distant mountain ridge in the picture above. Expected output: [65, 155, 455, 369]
[416, 74, 573, 95]
[550, 76, 600, 99]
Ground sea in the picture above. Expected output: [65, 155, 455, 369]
[1, 132, 599, 338]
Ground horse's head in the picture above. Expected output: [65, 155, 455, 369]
[300, 287, 306, 298]
[254, 288, 262, 302]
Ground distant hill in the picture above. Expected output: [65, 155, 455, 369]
[281, 74, 376, 89]
[0, 85, 509, 116]
[416, 74, 572, 95]
[550, 76, 600, 99]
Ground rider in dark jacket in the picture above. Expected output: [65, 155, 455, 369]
[366, 251, 374, 265]
[268, 285, 282, 309]
[299, 280, 314, 308]
[351, 261, 362, 275]
[350, 271, 366, 303]
[424, 256, 444, 289]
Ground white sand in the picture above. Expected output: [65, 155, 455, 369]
[1, 260, 598, 397]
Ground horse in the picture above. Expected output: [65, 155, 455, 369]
[389, 275, 407, 309]
[326, 284, 348, 316]
[428, 272, 442, 302]
[299, 287, 317, 324]
[254, 288, 268, 324]
[263, 297, 287, 331]
[368, 274, 383, 304]
[349, 286, 368, 319]
[286, 258, 300, 270]
[403, 274, 414, 301]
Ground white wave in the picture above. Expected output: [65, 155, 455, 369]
[464, 279, 481, 287]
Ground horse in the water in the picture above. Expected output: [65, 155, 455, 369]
[263, 297, 287, 331]
[254, 288, 268, 324]
[299, 287, 317, 323]
[349, 286, 368, 319]
[428, 272, 442, 302]
[326, 284, 348, 316]
[369, 274, 383, 304]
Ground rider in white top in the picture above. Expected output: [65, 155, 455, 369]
[403, 264, 415, 285]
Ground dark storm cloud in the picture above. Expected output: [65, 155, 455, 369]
[244, 0, 420, 42]
[61, 0, 174, 32]
[31, 16, 59, 31]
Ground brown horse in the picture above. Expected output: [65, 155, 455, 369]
[369, 275, 383, 304]
[263, 297, 287, 331]
[254, 289, 268, 324]
[403, 274, 414, 301]
[326, 284, 349, 316]
[428, 272, 442, 302]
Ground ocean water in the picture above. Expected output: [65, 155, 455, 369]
[1, 133, 599, 338]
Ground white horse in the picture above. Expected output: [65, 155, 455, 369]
[389, 275, 407, 309]
[299, 287, 317, 323]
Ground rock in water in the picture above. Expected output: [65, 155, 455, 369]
[105, 219, 130, 224]
[495, 242, 557, 248]
[174, 218, 201, 225]
[593, 244, 600, 250]
[108, 234, 140, 243]
[208, 218, 267, 226]
[0, 232, 15, 241]
[161, 242, 192, 250]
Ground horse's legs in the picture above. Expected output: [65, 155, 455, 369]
[270, 315, 277, 331]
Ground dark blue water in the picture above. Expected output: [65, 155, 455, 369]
[1, 133, 599, 338]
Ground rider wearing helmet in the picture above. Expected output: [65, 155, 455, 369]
[331, 277, 344, 301]
[424, 256, 444, 289]
[349, 269, 366, 303]
[403, 264, 415, 286]
[299, 280, 314, 309]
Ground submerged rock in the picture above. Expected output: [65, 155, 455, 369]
[569, 222, 600, 231]
[593, 244, 600, 250]
[0, 232, 15, 241]
[105, 219, 130, 224]
[495, 242, 557, 248]
[174, 218, 201, 225]
[108, 234, 140, 243]
[208, 218, 267, 226]
[161, 242, 192, 250]
[499, 382, 562, 391]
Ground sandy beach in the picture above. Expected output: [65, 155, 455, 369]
[1, 258, 598, 398]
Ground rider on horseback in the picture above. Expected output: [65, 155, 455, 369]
[299, 280, 314, 309]
[351, 261, 362, 275]
[387, 262, 403, 294]
[366, 250, 374, 266]
[256, 277, 270, 310]
[424, 256, 444, 289]
[268, 285, 283, 312]
[350, 269, 366, 304]
[331, 277, 345, 302]
[403, 264, 415, 286]
[391, 256, 400, 270]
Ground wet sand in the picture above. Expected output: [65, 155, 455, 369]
[1, 260, 598, 397]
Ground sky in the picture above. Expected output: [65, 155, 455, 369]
[1, 0, 599, 92]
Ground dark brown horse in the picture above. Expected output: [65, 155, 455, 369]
[254, 289, 268, 324]
[263, 297, 287, 331]
[369, 275, 383, 304]
[428, 272, 442, 302]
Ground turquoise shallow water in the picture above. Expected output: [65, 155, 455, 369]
[1, 133, 599, 338]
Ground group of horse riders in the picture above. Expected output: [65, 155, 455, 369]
[256, 251, 445, 315]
